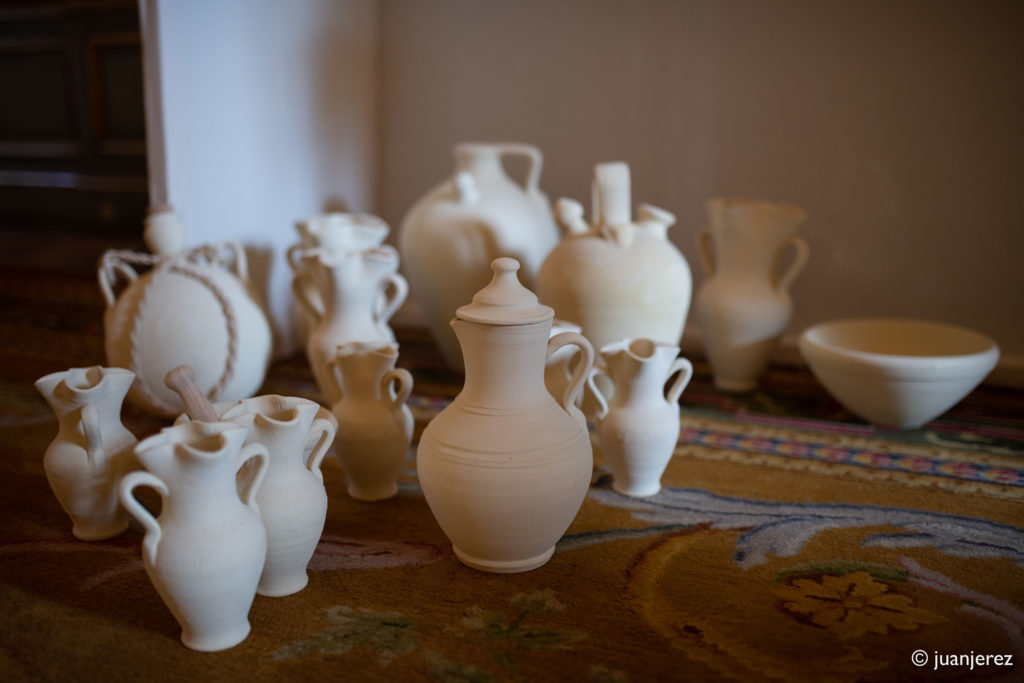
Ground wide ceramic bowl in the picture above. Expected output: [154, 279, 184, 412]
[798, 318, 999, 429]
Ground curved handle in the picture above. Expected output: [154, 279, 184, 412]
[665, 357, 694, 405]
[496, 143, 542, 194]
[305, 415, 336, 482]
[697, 227, 714, 277]
[546, 331, 594, 425]
[383, 368, 414, 409]
[584, 366, 610, 421]
[79, 402, 103, 470]
[775, 236, 809, 291]
[237, 442, 269, 517]
[119, 471, 168, 566]
[286, 244, 308, 274]
[222, 241, 249, 281]
[292, 272, 323, 324]
[324, 357, 344, 406]
[97, 258, 139, 308]
[376, 273, 409, 325]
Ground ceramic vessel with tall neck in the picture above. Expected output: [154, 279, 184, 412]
[119, 421, 268, 652]
[293, 245, 408, 405]
[327, 342, 413, 502]
[537, 162, 692, 352]
[417, 258, 594, 573]
[399, 142, 559, 369]
[35, 366, 137, 540]
[694, 198, 809, 391]
[588, 339, 693, 497]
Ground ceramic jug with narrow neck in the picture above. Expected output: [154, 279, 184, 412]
[694, 198, 809, 391]
[417, 258, 594, 573]
[35, 366, 138, 540]
[399, 142, 559, 369]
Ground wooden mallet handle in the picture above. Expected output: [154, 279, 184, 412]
[164, 365, 219, 422]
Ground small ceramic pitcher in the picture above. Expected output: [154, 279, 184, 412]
[327, 342, 413, 501]
[219, 395, 336, 596]
[35, 366, 137, 540]
[588, 339, 693, 497]
[120, 421, 268, 651]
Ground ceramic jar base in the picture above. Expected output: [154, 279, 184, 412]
[181, 621, 250, 653]
[611, 480, 661, 498]
[714, 376, 759, 393]
[348, 480, 398, 502]
[72, 516, 129, 541]
[258, 574, 308, 598]
[453, 545, 555, 574]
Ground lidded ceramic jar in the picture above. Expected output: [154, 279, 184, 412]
[537, 162, 692, 352]
[399, 142, 559, 369]
[416, 258, 594, 573]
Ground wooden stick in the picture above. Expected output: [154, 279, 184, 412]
[164, 365, 219, 422]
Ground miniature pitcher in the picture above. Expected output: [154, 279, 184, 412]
[417, 258, 594, 573]
[327, 342, 413, 502]
[588, 340, 693, 497]
[119, 421, 268, 652]
[294, 245, 408, 405]
[399, 142, 559, 370]
[219, 395, 336, 597]
[35, 366, 137, 540]
[694, 198, 809, 391]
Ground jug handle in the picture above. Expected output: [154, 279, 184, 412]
[286, 244, 307, 274]
[119, 471, 168, 566]
[496, 143, 542, 195]
[237, 442, 269, 518]
[665, 357, 695, 405]
[697, 227, 714, 277]
[292, 273, 323, 324]
[377, 273, 409, 325]
[80, 403, 103, 470]
[97, 257, 140, 308]
[305, 413, 337, 482]
[222, 241, 249, 282]
[585, 366, 610, 421]
[775, 236, 810, 292]
[324, 358, 344, 405]
[383, 367, 414, 408]
[547, 331, 594, 425]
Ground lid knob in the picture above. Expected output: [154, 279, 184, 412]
[456, 257, 553, 325]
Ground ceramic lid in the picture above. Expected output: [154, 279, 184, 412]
[456, 257, 553, 325]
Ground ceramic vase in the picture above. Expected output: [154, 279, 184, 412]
[417, 258, 594, 573]
[293, 245, 408, 405]
[537, 162, 692, 352]
[218, 395, 337, 597]
[34, 366, 138, 540]
[399, 142, 559, 369]
[99, 214, 273, 417]
[694, 198, 809, 391]
[327, 342, 413, 502]
[588, 339, 693, 497]
[119, 421, 268, 651]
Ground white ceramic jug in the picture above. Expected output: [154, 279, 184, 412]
[694, 198, 809, 391]
[399, 142, 559, 369]
[119, 421, 268, 651]
[327, 342, 414, 502]
[417, 258, 594, 573]
[588, 339, 693, 497]
[537, 162, 692, 352]
[35, 366, 137, 540]
[99, 215, 273, 417]
[293, 245, 408, 405]
[218, 395, 336, 597]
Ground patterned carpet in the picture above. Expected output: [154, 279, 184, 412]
[1, 267, 1022, 682]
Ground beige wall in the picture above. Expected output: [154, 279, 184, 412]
[378, 0, 1024, 382]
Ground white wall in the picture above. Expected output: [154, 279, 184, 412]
[140, 0, 378, 354]
[378, 0, 1024, 383]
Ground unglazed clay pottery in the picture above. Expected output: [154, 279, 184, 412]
[34, 366, 137, 540]
[293, 245, 408, 405]
[399, 142, 559, 369]
[537, 162, 692, 352]
[99, 212, 273, 417]
[119, 421, 268, 651]
[588, 339, 693, 497]
[694, 198, 808, 392]
[799, 318, 999, 429]
[327, 342, 413, 502]
[417, 258, 594, 573]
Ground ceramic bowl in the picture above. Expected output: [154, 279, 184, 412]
[798, 318, 999, 429]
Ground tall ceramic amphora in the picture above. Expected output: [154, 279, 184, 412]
[399, 142, 559, 369]
[327, 342, 413, 502]
[417, 258, 594, 573]
[219, 396, 336, 597]
[588, 339, 693, 497]
[537, 162, 692, 352]
[694, 198, 809, 391]
[119, 421, 268, 651]
[294, 246, 408, 404]
[35, 366, 137, 540]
